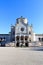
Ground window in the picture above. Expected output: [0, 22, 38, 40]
[21, 36, 23, 40]
[39, 38, 41, 41]
[4, 37, 5, 39]
[29, 39, 31, 42]
[29, 38, 31, 42]
[39, 38, 40, 40]
[25, 38, 27, 40]
[25, 36, 28, 40]
[16, 36, 19, 40]
[21, 28, 24, 31]
[42, 38, 43, 41]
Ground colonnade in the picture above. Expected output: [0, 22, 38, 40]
[15, 36, 31, 47]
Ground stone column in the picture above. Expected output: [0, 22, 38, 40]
[24, 35, 25, 46]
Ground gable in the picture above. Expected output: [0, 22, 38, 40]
[15, 21, 28, 34]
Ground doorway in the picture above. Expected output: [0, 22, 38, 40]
[25, 42, 28, 47]
[16, 42, 19, 47]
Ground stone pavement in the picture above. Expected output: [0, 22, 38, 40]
[0, 47, 43, 65]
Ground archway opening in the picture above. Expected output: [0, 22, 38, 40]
[16, 36, 19, 41]
[21, 36, 24, 40]
[25, 42, 28, 47]
[16, 36, 19, 47]
[25, 36, 28, 41]
[16, 42, 19, 47]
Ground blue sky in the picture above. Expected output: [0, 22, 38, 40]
[0, 0, 43, 34]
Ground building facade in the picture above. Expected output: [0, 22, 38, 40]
[0, 16, 43, 47]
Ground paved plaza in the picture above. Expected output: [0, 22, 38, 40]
[0, 47, 43, 65]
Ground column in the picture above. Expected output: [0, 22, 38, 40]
[24, 35, 25, 46]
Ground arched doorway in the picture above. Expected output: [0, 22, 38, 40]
[20, 36, 24, 47]
[16, 36, 19, 47]
[25, 42, 28, 47]
[16, 42, 19, 47]
[25, 36, 28, 47]
[21, 36, 24, 40]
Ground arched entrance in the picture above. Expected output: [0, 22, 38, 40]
[25, 36, 28, 47]
[21, 36, 24, 47]
[25, 42, 28, 47]
[16, 42, 19, 47]
[16, 36, 19, 47]
[21, 36, 24, 41]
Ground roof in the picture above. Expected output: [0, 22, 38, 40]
[35, 34, 43, 36]
[0, 34, 9, 35]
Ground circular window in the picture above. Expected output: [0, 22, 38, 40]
[21, 28, 24, 31]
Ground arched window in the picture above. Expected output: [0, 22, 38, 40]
[38, 38, 41, 41]
[4, 37, 5, 39]
[29, 39, 31, 42]
[42, 38, 43, 41]
[25, 36, 28, 40]
[16, 36, 19, 40]
[21, 36, 24, 40]
[39, 38, 40, 41]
